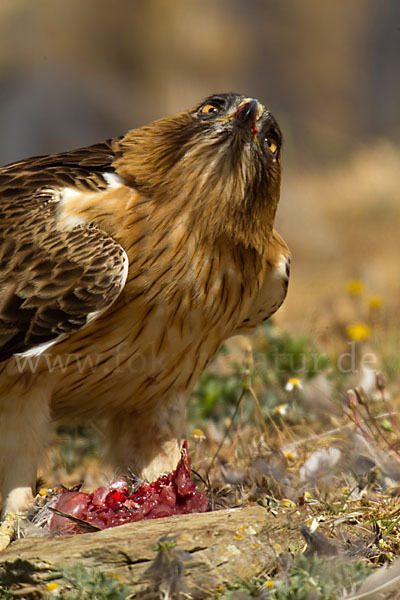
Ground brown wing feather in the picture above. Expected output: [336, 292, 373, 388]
[0, 141, 128, 362]
[0, 139, 118, 194]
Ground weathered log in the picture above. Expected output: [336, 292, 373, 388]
[0, 505, 307, 598]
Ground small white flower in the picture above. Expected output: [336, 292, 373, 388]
[285, 377, 303, 391]
[191, 428, 206, 441]
[274, 404, 288, 416]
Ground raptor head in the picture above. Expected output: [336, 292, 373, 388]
[113, 93, 282, 250]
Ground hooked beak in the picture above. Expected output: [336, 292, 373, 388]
[234, 99, 260, 131]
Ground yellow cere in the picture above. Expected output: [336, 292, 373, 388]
[239, 98, 263, 120]
[347, 279, 364, 295]
[346, 323, 371, 341]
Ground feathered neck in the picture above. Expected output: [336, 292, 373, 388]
[112, 111, 281, 253]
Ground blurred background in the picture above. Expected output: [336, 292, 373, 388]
[2, 3, 400, 535]
[2, 4, 400, 572]
[0, 0, 399, 339]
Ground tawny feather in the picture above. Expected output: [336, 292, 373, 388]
[0, 93, 290, 529]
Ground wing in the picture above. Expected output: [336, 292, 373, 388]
[234, 230, 290, 335]
[0, 141, 128, 362]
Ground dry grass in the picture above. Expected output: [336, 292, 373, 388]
[30, 142, 400, 598]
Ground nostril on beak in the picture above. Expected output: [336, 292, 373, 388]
[234, 100, 259, 128]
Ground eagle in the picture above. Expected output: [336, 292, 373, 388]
[0, 93, 290, 546]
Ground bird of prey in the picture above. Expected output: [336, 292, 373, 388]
[0, 93, 290, 546]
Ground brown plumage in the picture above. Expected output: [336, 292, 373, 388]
[0, 93, 290, 540]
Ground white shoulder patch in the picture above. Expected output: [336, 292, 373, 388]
[60, 186, 83, 202]
[54, 171, 126, 233]
[103, 172, 124, 189]
[56, 186, 89, 231]
[60, 214, 87, 230]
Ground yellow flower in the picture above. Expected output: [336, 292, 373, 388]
[285, 377, 302, 391]
[284, 450, 297, 459]
[347, 279, 364, 295]
[274, 403, 288, 415]
[191, 428, 206, 441]
[265, 580, 275, 589]
[46, 582, 59, 592]
[368, 295, 383, 309]
[346, 323, 371, 341]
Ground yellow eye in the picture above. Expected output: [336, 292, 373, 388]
[265, 138, 278, 154]
[200, 103, 220, 115]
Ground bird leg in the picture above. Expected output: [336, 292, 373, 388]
[104, 394, 187, 482]
[0, 374, 52, 550]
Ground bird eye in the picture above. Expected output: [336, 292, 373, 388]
[199, 103, 220, 115]
[265, 137, 278, 154]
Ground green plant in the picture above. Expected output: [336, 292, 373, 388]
[255, 322, 332, 384]
[190, 322, 334, 432]
[49, 563, 130, 600]
[269, 555, 371, 600]
[190, 367, 241, 423]
[213, 555, 371, 599]
[212, 575, 269, 598]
